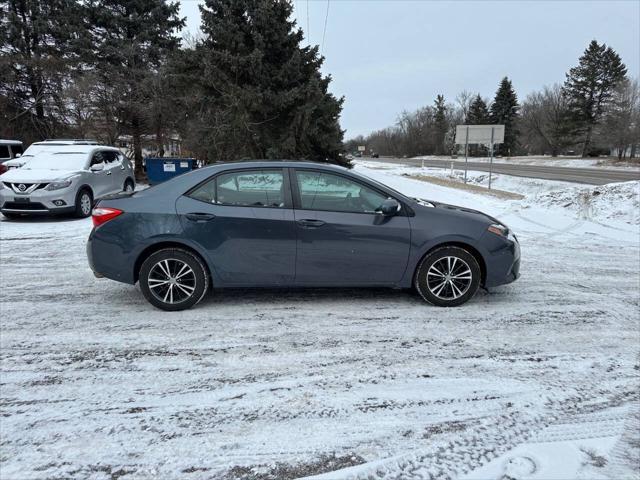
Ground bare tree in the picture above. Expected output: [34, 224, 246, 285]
[520, 84, 574, 156]
[601, 78, 640, 159]
[455, 90, 474, 123]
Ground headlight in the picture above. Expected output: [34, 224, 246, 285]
[488, 223, 517, 242]
[45, 179, 73, 191]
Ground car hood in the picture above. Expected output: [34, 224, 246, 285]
[415, 197, 500, 225]
[0, 168, 82, 183]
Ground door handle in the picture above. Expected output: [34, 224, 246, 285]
[297, 219, 326, 228]
[106, 171, 112, 175]
[185, 212, 216, 222]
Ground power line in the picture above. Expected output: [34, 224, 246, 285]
[306, 0, 310, 45]
[321, 0, 330, 54]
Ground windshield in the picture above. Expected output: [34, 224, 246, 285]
[24, 152, 88, 170]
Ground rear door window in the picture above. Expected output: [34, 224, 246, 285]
[189, 169, 286, 208]
[0, 145, 10, 159]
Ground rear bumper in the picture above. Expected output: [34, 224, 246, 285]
[87, 228, 136, 284]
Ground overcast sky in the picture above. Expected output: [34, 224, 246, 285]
[179, 0, 640, 139]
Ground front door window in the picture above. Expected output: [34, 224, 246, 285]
[296, 171, 388, 213]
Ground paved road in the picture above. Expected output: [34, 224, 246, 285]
[366, 157, 640, 185]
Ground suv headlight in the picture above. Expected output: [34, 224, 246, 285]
[45, 179, 73, 191]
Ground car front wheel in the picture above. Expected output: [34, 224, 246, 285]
[415, 246, 481, 307]
[75, 189, 93, 218]
[139, 248, 209, 311]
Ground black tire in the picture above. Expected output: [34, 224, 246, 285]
[123, 179, 134, 193]
[74, 189, 93, 218]
[139, 248, 209, 311]
[414, 246, 481, 307]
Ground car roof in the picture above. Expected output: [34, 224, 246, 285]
[35, 139, 99, 144]
[207, 160, 350, 171]
[26, 144, 121, 155]
[0, 139, 23, 145]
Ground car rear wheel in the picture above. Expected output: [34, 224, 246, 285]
[414, 246, 481, 307]
[75, 189, 93, 218]
[124, 179, 134, 193]
[139, 248, 209, 311]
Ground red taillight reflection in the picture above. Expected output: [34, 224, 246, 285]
[92, 207, 123, 227]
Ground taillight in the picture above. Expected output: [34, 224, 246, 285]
[92, 207, 123, 227]
[0, 164, 7, 175]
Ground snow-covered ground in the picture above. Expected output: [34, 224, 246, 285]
[412, 155, 640, 170]
[1, 161, 638, 480]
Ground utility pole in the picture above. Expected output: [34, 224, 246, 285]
[488, 126, 495, 190]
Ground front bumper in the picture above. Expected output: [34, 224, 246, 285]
[483, 235, 521, 288]
[0, 186, 77, 216]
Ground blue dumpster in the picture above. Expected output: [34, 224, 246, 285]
[145, 157, 196, 185]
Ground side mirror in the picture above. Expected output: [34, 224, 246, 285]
[90, 163, 104, 172]
[14, 153, 21, 158]
[378, 198, 401, 216]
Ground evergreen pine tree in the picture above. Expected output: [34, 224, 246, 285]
[194, 0, 346, 165]
[467, 95, 490, 156]
[433, 94, 448, 155]
[0, 0, 86, 142]
[467, 95, 490, 124]
[490, 77, 519, 156]
[563, 40, 627, 157]
[85, 0, 185, 178]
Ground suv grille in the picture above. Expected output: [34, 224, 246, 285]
[4, 182, 48, 194]
[2, 201, 48, 211]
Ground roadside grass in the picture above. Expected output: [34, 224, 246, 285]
[403, 174, 525, 200]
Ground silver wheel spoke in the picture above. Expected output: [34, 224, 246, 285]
[175, 264, 193, 279]
[449, 257, 457, 274]
[175, 283, 194, 296]
[432, 280, 447, 297]
[163, 284, 172, 302]
[450, 281, 463, 298]
[452, 269, 471, 278]
[158, 260, 171, 278]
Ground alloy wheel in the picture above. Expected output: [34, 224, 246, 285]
[80, 193, 92, 216]
[426, 256, 473, 300]
[147, 259, 197, 304]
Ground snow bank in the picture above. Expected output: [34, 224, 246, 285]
[526, 181, 640, 225]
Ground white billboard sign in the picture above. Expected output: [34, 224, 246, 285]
[357, 145, 366, 152]
[455, 125, 505, 145]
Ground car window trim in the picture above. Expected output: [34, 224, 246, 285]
[184, 167, 293, 209]
[290, 167, 409, 216]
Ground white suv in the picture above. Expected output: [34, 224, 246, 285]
[0, 145, 135, 218]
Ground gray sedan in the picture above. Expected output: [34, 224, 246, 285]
[87, 161, 520, 310]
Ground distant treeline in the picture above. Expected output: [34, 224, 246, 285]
[0, 0, 347, 178]
[346, 41, 638, 160]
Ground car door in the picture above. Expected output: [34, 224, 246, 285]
[87, 150, 112, 197]
[175, 168, 297, 286]
[291, 168, 411, 286]
[106, 150, 128, 192]
[102, 150, 123, 193]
